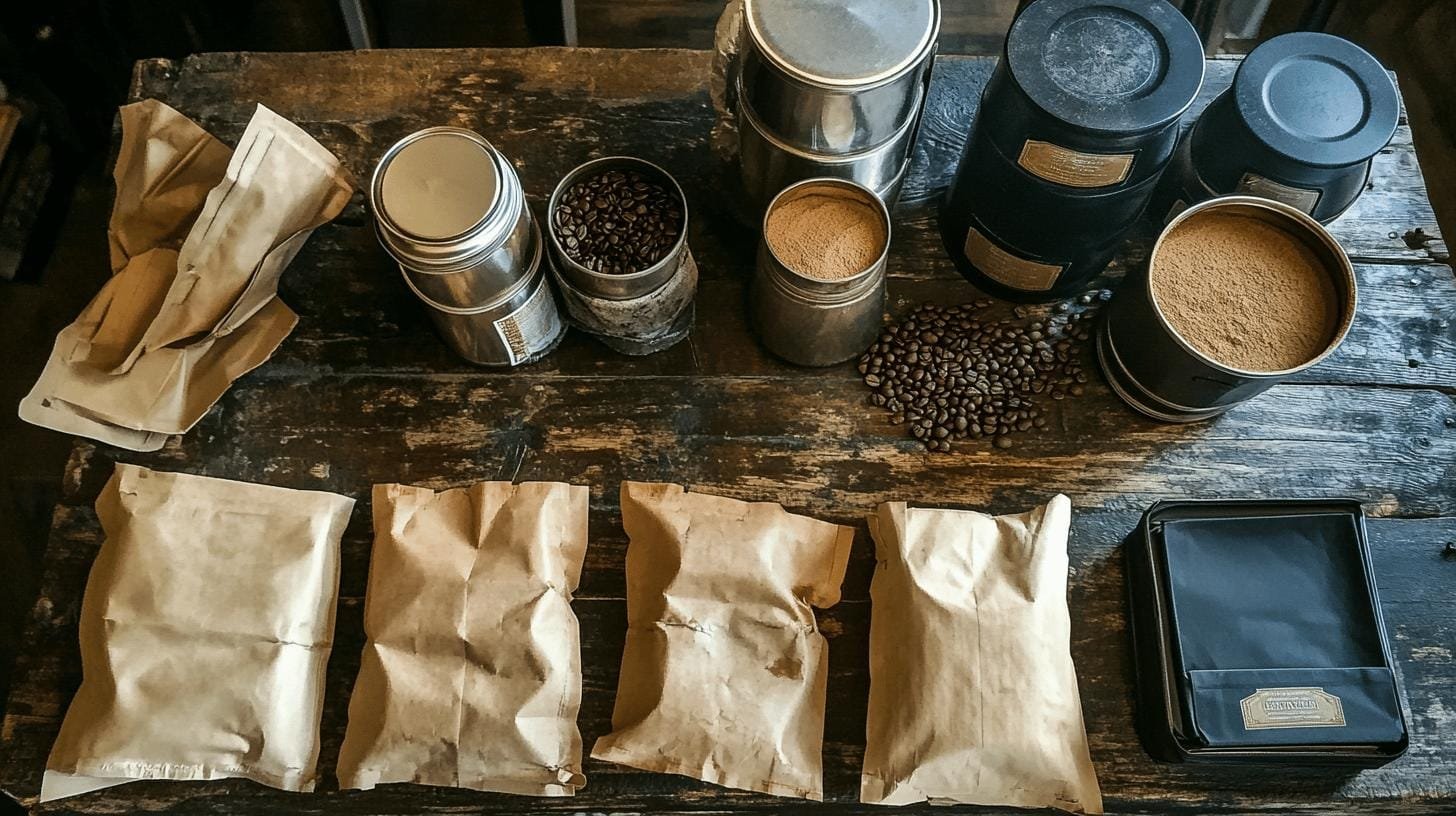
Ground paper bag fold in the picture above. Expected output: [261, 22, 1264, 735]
[860, 495, 1103, 813]
[591, 482, 854, 801]
[337, 481, 589, 796]
[41, 464, 355, 801]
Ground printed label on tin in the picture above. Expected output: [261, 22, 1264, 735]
[1240, 687, 1346, 730]
[493, 282, 562, 366]
[1237, 173, 1322, 214]
[963, 226, 1064, 292]
[1018, 140, 1135, 188]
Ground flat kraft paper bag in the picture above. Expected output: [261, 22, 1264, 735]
[20, 100, 352, 451]
[860, 495, 1103, 813]
[591, 482, 854, 801]
[337, 481, 589, 796]
[42, 463, 355, 801]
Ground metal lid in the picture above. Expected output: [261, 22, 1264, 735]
[1234, 32, 1399, 168]
[1006, 0, 1204, 134]
[744, 0, 939, 88]
[376, 128, 500, 240]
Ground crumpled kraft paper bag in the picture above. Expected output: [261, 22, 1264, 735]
[337, 481, 589, 796]
[42, 463, 356, 801]
[591, 482, 854, 801]
[19, 99, 353, 451]
[860, 495, 1103, 813]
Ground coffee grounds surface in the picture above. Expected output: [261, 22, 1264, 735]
[1152, 212, 1339, 372]
[765, 192, 885, 281]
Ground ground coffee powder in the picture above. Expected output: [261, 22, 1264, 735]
[1152, 213, 1339, 372]
[765, 192, 885, 281]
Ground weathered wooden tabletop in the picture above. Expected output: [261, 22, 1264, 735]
[1, 48, 1453, 815]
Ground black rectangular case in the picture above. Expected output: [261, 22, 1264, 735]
[1124, 499, 1408, 766]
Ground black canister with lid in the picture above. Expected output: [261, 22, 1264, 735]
[940, 0, 1204, 301]
[1156, 32, 1399, 225]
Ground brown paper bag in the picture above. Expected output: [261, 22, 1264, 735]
[19, 100, 352, 451]
[41, 464, 355, 801]
[591, 482, 854, 801]
[860, 495, 1103, 813]
[337, 481, 589, 796]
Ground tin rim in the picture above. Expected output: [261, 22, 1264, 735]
[743, 0, 940, 91]
[401, 220, 544, 315]
[761, 177, 891, 292]
[1096, 320, 1228, 422]
[371, 127, 504, 243]
[1144, 195, 1358, 378]
[545, 156, 689, 290]
[737, 84, 923, 163]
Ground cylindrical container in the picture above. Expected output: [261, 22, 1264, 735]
[1158, 32, 1399, 224]
[401, 222, 565, 367]
[752, 178, 890, 367]
[1098, 196, 1357, 422]
[371, 127, 565, 366]
[545, 156, 697, 355]
[940, 0, 1204, 301]
[737, 88, 917, 210]
[738, 0, 940, 155]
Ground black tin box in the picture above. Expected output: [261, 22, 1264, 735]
[1124, 499, 1408, 766]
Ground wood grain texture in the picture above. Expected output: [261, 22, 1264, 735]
[2, 48, 1453, 815]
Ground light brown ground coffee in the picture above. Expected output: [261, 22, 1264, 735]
[1151, 212, 1339, 372]
[765, 192, 885, 281]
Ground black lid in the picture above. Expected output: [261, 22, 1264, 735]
[1234, 32, 1399, 168]
[1006, 0, 1204, 134]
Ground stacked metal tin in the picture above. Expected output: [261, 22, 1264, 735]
[940, 0, 1204, 301]
[735, 0, 940, 210]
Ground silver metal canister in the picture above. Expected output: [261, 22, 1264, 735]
[371, 127, 565, 366]
[1098, 196, 1357, 422]
[752, 178, 890, 367]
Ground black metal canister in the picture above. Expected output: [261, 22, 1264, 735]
[941, 0, 1204, 301]
[1156, 32, 1399, 225]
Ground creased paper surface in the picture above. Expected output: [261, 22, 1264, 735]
[337, 481, 589, 796]
[591, 482, 854, 801]
[41, 463, 355, 801]
[861, 495, 1103, 813]
[20, 99, 352, 450]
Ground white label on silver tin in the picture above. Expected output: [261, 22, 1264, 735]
[493, 282, 562, 366]
[1237, 173, 1322, 214]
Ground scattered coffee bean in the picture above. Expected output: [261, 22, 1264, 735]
[554, 168, 681, 275]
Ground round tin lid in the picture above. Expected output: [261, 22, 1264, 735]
[1234, 32, 1399, 168]
[744, 0, 938, 87]
[376, 129, 501, 241]
[1006, 0, 1204, 134]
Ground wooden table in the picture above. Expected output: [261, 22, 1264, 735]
[1, 48, 1453, 815]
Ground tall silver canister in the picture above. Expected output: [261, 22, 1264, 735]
[734, 0, 939, 210]
[370, 127, 565, 366]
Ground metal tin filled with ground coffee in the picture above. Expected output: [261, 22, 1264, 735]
[753, 178, 890, 366]
[371, 127, 565, 366]
[1157, 32, 1399, 224]
[546, 156, 697, 355]
[1098, 196, 1357, 422]
[940, 0, 1203, 301]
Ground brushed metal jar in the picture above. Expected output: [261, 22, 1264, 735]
[752, 178, 891, 367]
[371, 127, 536, 309]
[739, 0, 940, 155]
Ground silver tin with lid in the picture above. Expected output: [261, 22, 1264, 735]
[370, 127, 565, 366]
[752, 178, 890, 367]
[740, 0, 940, 155]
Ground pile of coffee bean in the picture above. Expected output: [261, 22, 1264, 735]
[554, 168, 682, 275]
[859, 292, 1107, 452]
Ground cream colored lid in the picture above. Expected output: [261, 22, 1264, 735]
[379, 131, 499, 241]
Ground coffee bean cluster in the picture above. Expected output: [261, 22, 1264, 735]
[859, 292, 1108, 452]
[554, 169, 682, 275]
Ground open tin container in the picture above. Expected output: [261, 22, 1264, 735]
[1124, 499, 1408, 766]
[1098, 196, 1358, 422]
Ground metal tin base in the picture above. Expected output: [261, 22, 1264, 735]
[1096, 317, 1228, 423]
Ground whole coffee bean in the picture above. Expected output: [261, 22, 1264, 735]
[554, 168, 682, 275]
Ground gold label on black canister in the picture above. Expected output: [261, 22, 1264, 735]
[1236, 173, 1322, 215]
[963, 226, 1064, 292]
[1239, 687, 1346, 730]
[1018, 140, 1135, 188]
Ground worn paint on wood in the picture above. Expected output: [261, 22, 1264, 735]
[1, 49, 1453, 815]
